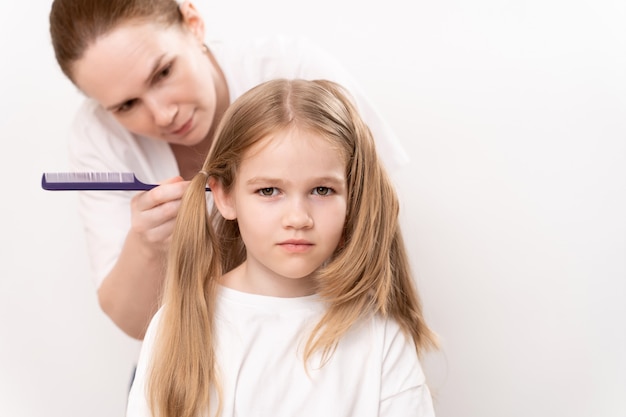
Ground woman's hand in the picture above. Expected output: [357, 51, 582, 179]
[129, 176, 190, 252]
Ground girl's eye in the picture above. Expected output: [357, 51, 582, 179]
[313, 187, 333, 196]
[258, 187, 277, 196]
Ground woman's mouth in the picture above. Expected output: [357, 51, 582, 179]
[171, 116, 193, 136]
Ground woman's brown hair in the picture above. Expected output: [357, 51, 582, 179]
[49, 0, 182, 82]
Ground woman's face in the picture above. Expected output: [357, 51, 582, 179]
[72, 21, 217, 146]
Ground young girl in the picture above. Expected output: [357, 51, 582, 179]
[126, 79, 437, 417]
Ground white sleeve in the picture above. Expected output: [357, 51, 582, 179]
[126, 308, 163, 417]
[68, 102, 137, 288]
[379, 321, 436, 417]
[67, 100, 177, 287]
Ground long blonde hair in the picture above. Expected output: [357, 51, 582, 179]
[149, 79, 437, 417]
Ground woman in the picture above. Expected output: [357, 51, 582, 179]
[49, 0, 409, 339]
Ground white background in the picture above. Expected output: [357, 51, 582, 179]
[1, 1, 624, 416]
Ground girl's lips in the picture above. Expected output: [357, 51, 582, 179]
[278, 240, 314, 253]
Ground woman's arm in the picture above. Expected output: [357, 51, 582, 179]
[97, 177, 189, 339]
[67, 100, 184, 339]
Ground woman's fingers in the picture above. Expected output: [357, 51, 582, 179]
[130, 177, 190, 245]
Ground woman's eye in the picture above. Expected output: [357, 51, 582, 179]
[116, 99, 137, 113]
[313, 187, 332, 196]
[258, 187, 276, 196]
[155, 63, 172, 82]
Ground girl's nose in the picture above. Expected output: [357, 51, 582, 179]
[282, 198, 313, 229]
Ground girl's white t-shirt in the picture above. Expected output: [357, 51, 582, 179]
[126, 286, 435, 417]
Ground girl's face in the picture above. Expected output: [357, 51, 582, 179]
[72, 20, 217, 146]
[214, 127, 348, 297]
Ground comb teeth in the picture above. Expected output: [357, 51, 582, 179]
[41, 172, 153, 191]
[44, 172, 136, 183]
[41, 172, 211, 192]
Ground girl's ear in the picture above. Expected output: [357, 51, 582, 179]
[178, 1, 205, 42]
[209, 177, 237, 220]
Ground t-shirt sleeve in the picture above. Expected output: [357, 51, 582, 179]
[68, 101, 179, 288]
[67, 101, 138, 288]
[126, 308, 163, 417]
[379, 320, 436, 417]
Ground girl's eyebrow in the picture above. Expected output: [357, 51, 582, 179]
[246, 177, 285, 186]
[105, 54, 167, 111]
[246, 176, 345, 186]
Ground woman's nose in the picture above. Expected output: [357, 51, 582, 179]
[145, 95, 177, 127]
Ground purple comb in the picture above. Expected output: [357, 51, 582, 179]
[41, 172, 210, 191]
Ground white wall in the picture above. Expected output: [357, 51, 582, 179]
[1, 1, 624, 416]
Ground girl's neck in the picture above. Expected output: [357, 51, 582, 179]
[220, 262, 318, 298]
